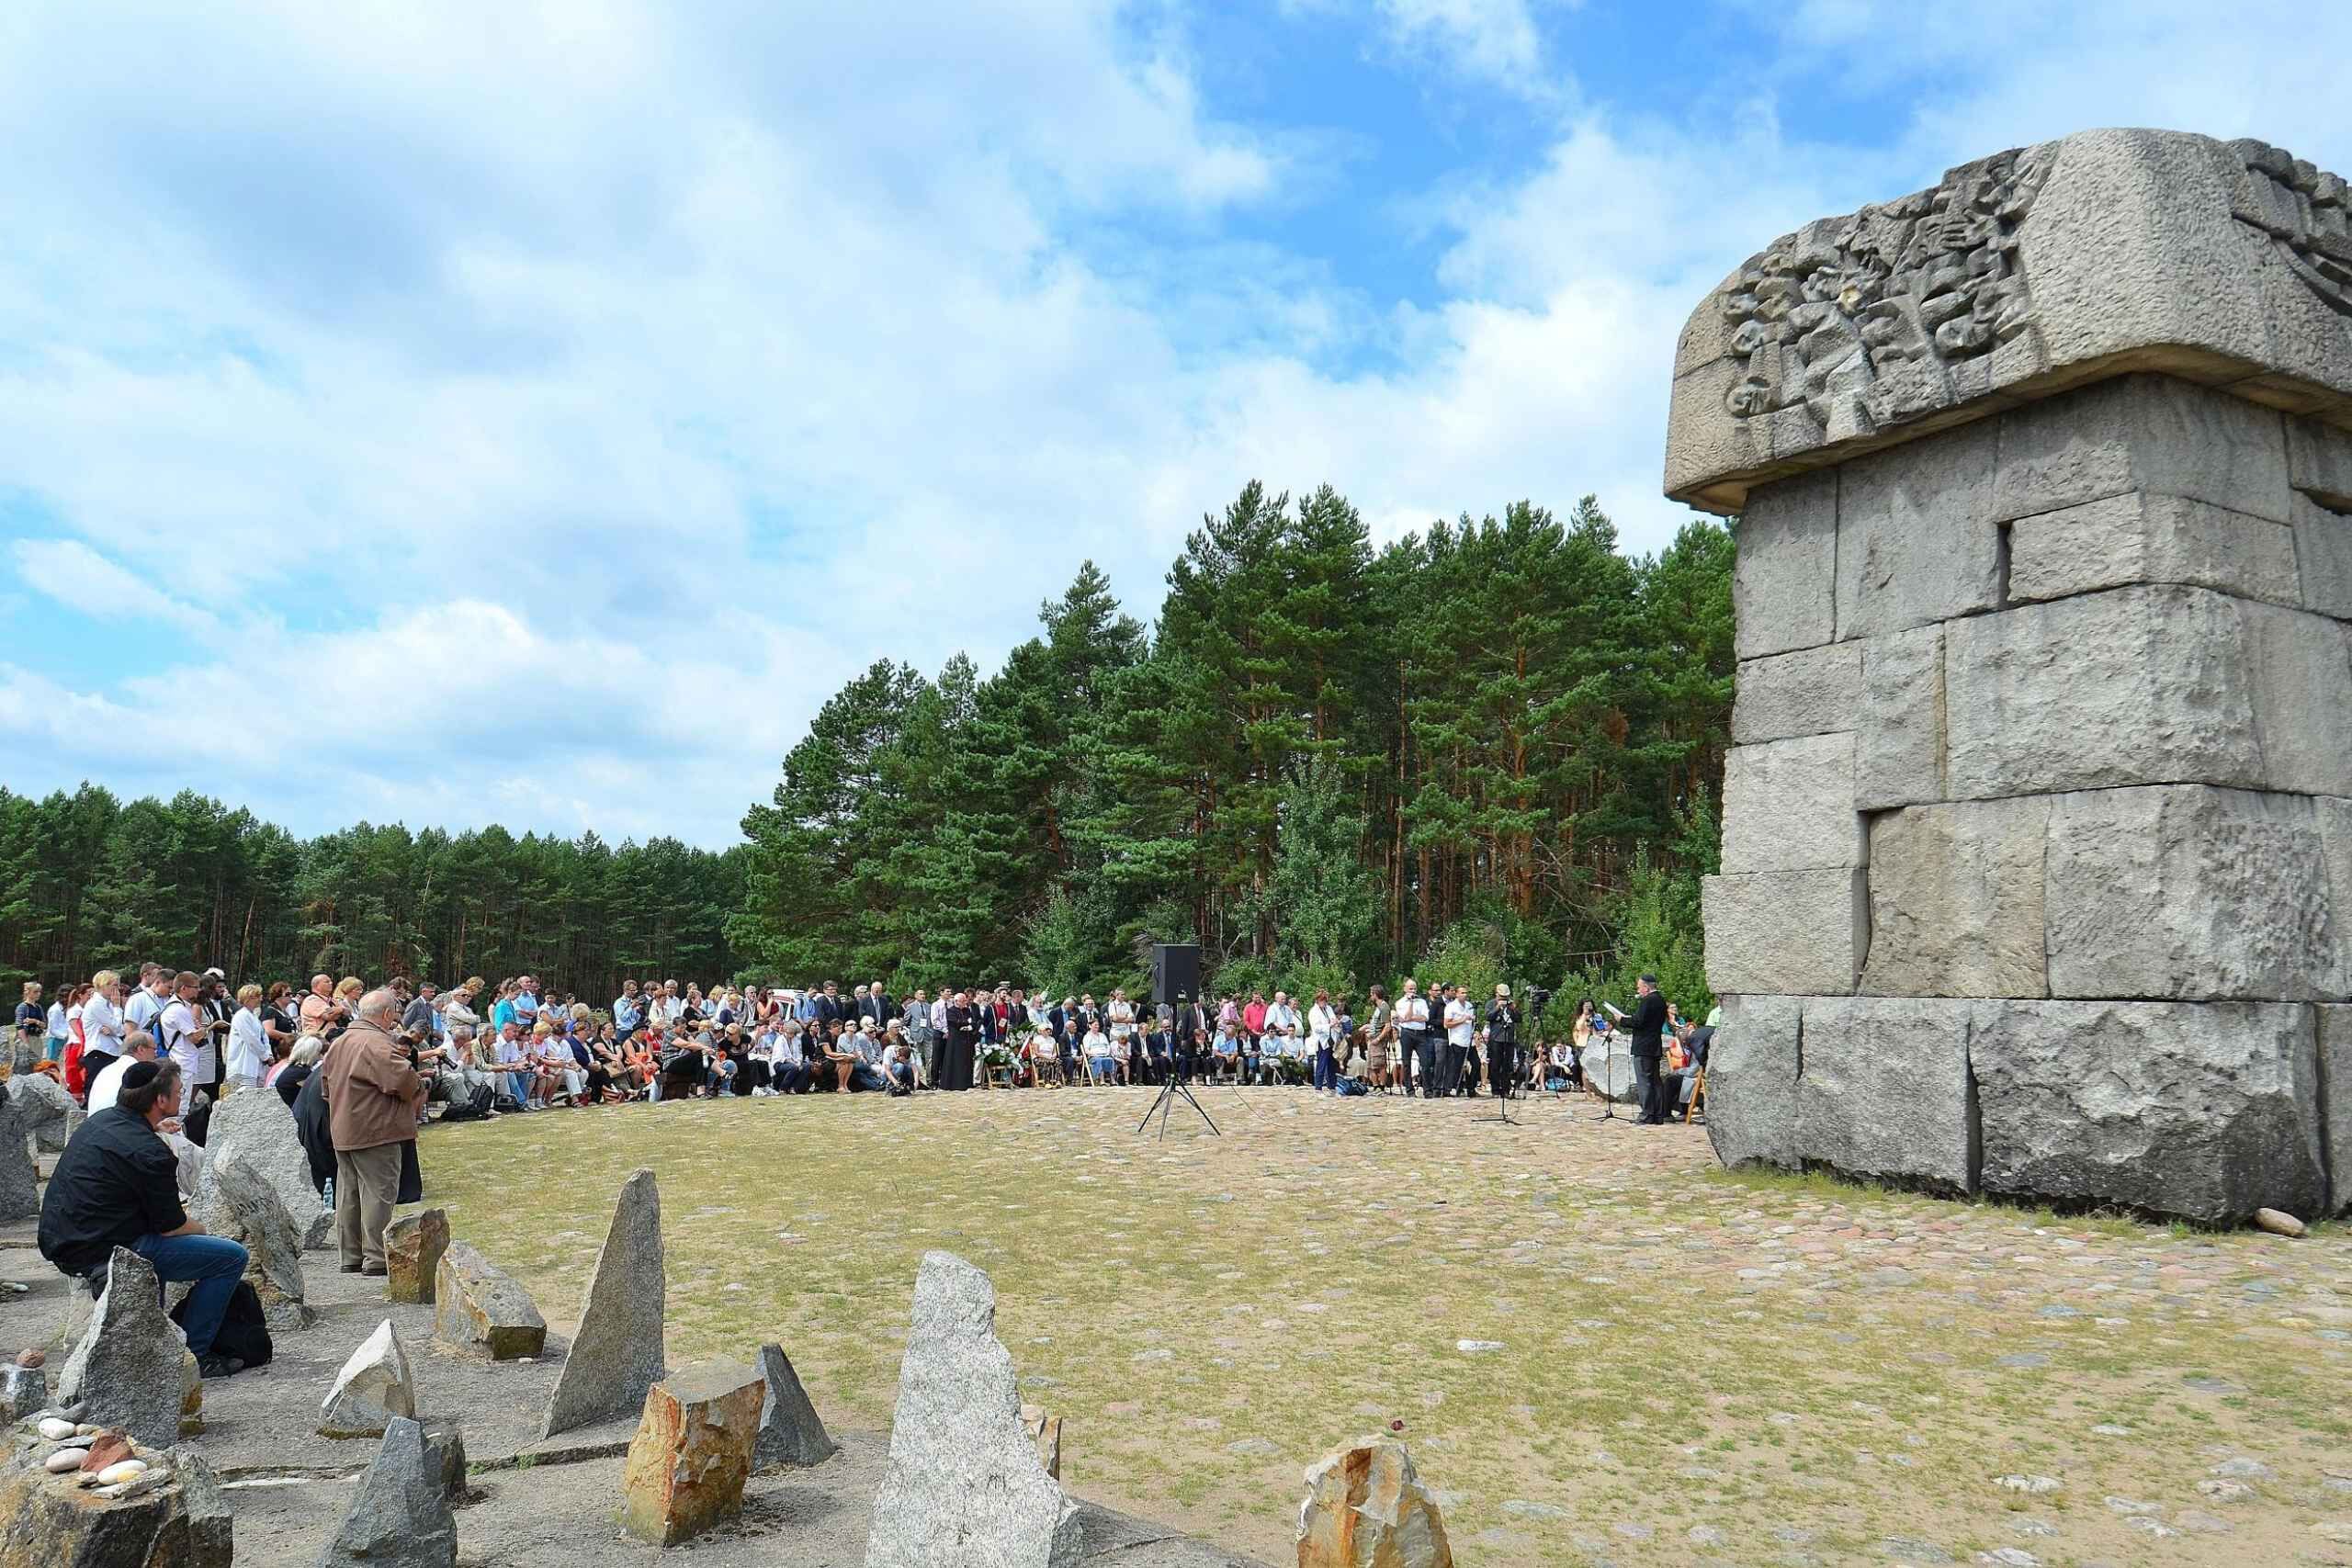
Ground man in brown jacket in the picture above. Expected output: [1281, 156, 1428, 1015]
[321, 987, 424, 1276]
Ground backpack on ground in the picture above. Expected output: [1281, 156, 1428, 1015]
[170, 1278, 274, 1368]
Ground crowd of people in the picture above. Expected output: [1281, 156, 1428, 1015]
[14, 964, 1717, 1119]
[9, 957, 1719, 1386]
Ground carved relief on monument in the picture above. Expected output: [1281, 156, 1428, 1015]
[2229, 140, 2352, 318]
[1717, 145, 2052, 442]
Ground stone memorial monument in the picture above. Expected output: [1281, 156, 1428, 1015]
[1671, 128, 2352, 1224]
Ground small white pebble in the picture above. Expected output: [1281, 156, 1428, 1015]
[43, 1448, 87, 1473]
[36, 1417, 74, 1440]
[95, 1460, 148, 1485]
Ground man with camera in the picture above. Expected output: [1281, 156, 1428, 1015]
[1486, 984, 1520, 1100]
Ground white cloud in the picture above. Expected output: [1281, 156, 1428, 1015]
[13, 539, 221, 637]
[1375, 0, 1551, 85]
[3, 0, 2346, 849]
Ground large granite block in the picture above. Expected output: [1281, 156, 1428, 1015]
[1721, 733, 1862, 874]
[2007, 491, 2301, 607]
[2237, 599, 2352, 796]
[1973, 999, 2325, 1224]
[1702, 995, 1803, 1170]
[1794, 998, 1975, 1193]
[1732, 641, 1861, 744]
[2045, 785, 2342, 1000]
[2323, 1006, 2352, 1214]
[1854, 625, 1944, 809]
[1834, 419, 2001, 639]
[2292, 490, 2352, 619]
[1664, 130, 2352, 516]
[1702, 871, 1866, 997]
[1993, 373, 2292, 525]
[1861, 797, 2051, 998]
[1944, 585, 2263, 799]
[1734, 468, 1838, 659]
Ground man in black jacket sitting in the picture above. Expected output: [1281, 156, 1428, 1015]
[38, 1060, 251, 1377]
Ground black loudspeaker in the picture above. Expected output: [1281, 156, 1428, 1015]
[1151, 943, 1202, 1007]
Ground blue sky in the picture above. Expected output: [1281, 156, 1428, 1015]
[4, 0, 2347, 846]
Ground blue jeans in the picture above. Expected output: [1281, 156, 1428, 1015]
[130, 1232, 249, 1357]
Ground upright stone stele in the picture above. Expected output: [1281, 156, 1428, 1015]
[0, 1095, 40, 1221]
[1671, 128, 2352, 1224]
[864, 1251, 1082, 1568]
[538, 1168, 665, 1438]
[322, 1416, 458, 1568]
[55, 1247, 188, 1450]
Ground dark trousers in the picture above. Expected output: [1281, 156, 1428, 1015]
[1488, 1043, 1516, 1098]
[1634, 1050, 1667, 1122]
[1408, 1032, 1436, 1095]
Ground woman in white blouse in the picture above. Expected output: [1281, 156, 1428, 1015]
[226, 984, 271, 1091]
[79, 969, 127, 1084]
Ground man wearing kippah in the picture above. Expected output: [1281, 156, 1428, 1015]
[38, 1058, 252, 1379]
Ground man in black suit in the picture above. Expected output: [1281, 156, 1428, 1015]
[1626, 974, 1670, 1124]
[815, 982, 844, 1031]
[1136, 1017, 1170, 1084]
[858, 981, 892, 1032]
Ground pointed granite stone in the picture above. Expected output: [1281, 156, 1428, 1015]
[539, 1168, 664, 1438]
[864, 1252, 1081, 1568]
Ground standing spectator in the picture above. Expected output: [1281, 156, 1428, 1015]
[321, 988, 425, 1276]
[1442, 985, 1475, 1098]
[77, 972, 130, 1098]
[400, 981, 443, 1049]
[1242, 990, 1268, 1048]
[225, 985, 271, 1093]
[1308, 989, 1338, 1094]
[1626, 974, 1670, 1125]
[927, 990, 951, 1088]
[299, 974, 338, 1039]
[1393, 980, 1430, 1098]
[942, 990, 978, 1090]
[158, 971, 214, 1116]
[38, 1059, 250, 1378]
[13, 981, 45, 1072]
[123, 964, 168, 1047]
[46, 984, 75, 1064]
[613, 980, 643, 1038]
[1486, 985, 1520, 1100]
[198, 970, 234, 1100]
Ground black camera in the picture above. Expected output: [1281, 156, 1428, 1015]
[1526, 986, 1553, 1017]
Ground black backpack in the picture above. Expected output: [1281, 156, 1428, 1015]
[170, 1279, 274, 1368]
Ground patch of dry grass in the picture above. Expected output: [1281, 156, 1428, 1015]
[419, 1087, 2352, 1566]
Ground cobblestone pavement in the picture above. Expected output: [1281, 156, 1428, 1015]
[423, 1085, 2352, 1567]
